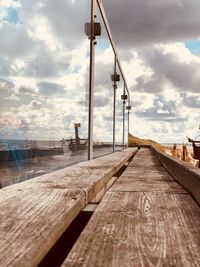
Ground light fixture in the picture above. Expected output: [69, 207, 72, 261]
[111, 73, 120, 82]
[84, 22, 101, 37]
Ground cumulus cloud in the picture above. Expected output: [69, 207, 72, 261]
[0, 55, 13, 76]
[18, 0, 89, 48]
[31, 101, 41, 110]
[104, 0, 200, 47]
[0, 22, 34, 57]
[1, 0, 200, 143]
[16, 85, 37, 95]
[181, 93, 200, 109]
[94, 93, 110, 107]
[0, 111, 23, 129]
[139, 44, 200, 92]
[0, 0, 20, 8]
[133, 43, 200, 94]
[37, 82, 66, 96]
[135, 73, 168, 94]
[0, 79, 13, 92]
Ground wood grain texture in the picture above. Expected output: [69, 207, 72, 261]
[1, 148, 136, 203]
[62, 192, 200, 267]
[128, 148, 161, 167]
[121, 167, 174, 181]
[0, 189, 85, 267]
[110, 149, 186, 192]
[0, 148, 136, 267]
[128, 156, 161, 167]
[62, 148, 200, 267]
[109, 177, 186, 193]
[152, 146, 200, 206]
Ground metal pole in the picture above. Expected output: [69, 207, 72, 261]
[88, 0, 96, 160]
[122, 84, 125, 149]
[126, 103, 131, 147]
[127, 110, 130, 146]
[113, 56, 117, 153]
[96, 0, 130, 102]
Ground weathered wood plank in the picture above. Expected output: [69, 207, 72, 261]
[121, 167, 174, 181]
[0, 148, 136, 267]
[123, 165, 166, 173]
[62, 192, 200, 267]
[128, 148, 161, 167]
[112, 149, 185, 192]
[109, 177, 186, 193]
[152, 147, 200, 206]
[0, 189, 85, 267]
[1, 148, 135, 203]
[97, 191, 200, 215]
[128, 157, 161, 167]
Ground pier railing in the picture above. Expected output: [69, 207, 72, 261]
[0, 0, 131, 187]
[87, 0, 131, 158]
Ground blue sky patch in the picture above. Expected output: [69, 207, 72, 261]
[185, 40, 200, 56]
[0, 7, 18, 24]
[96, 39, 111, 53]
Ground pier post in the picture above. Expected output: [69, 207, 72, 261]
[126, 105, 131, 146]
[88, 0, 96, 160]
[128, 109, 130, 141]
[112, 56, 117, 153]
[122, 84, 126, 149]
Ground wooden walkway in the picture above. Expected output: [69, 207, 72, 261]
[63, 148, 200, 267]
[1, 147, 200, 266]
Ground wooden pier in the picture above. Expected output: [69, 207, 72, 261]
[0, 147, 200, 266]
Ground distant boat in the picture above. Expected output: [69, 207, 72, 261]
[61, 123, 87, 152]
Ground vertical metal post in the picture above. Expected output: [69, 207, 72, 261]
[113, 55, 117, 153]
[122, 84, 126, 149]
[88, 0, 96, 160]
[126, 102, 131, 147]
[127, 109, 130, 145]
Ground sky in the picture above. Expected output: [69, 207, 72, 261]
[0, 0, 200, 143]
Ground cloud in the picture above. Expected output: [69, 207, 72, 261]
[104, 0, 200, 47]
[0, 55, 12, 76]
[37, 82, 66, 96]
[16, 85, 37, 95]
[134, 43, 200, 93]
[0, 0, 90, 80]
[181, 93, 200, 109]
[136, 109, 186, 122]
[135, 73, 168, 93]
[0, 82, 7, 92]
[0, 22, 34, 57]
[36, 0, 89, 48]
[24, 50, 60, 78]
[1, 0, 200, 143]
[0, 79, 14, 92]
[135, 94, 187, 122]
[19, 0, 89, 48]
[0, 111, 23, 129]
[31, 101, 41, 110]
[0, 0, 20, 8]
[94, 93, 110, 107]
